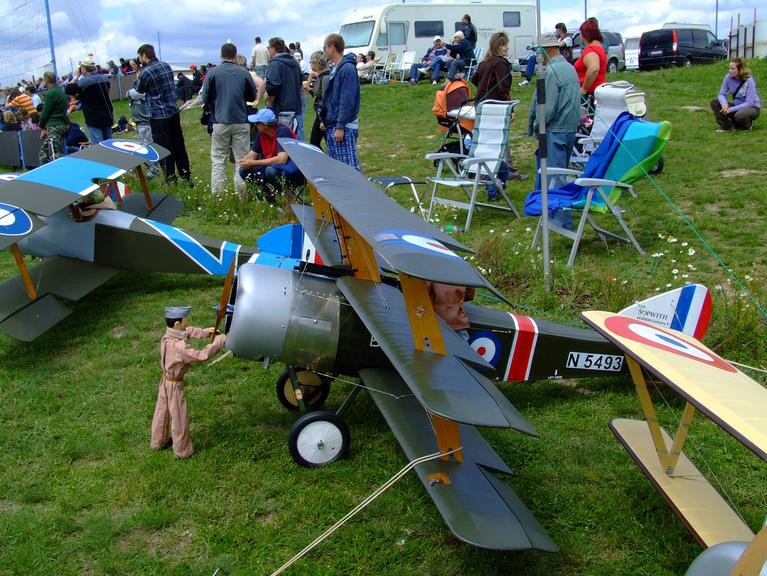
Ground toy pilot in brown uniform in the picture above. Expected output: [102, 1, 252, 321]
[150, 306, 227, 459]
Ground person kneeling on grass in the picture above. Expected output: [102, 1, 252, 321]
[238, 108, 305, 202]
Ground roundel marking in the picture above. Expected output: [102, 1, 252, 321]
[400, 233, 461, 259]
[0, 202, 34, 236]
[100, 139, 160, 161]
[469, 331, 501, 365]
[604, 315, 736, 373]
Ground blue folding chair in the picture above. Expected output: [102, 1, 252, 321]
[524, 112, 671, 267]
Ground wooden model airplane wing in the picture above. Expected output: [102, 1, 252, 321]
[582, 310, 767, 460]
[0, 140, 169, 217]
[339, 277, 537, 434]
[282, 140, 501, 292]
[0, 256, 118, 341]
[360, 367, 558, 552]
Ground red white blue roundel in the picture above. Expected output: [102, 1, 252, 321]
[604, 315, 736, 373]
[469, 331, 502, 365]
[100, 140, 160, 161]
[374, 229, 462, 260]
[0, 202, 33, 236]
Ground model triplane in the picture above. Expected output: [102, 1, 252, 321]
[220, 140, 753, 555]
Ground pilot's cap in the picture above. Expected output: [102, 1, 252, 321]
[165, 306, 191, 319]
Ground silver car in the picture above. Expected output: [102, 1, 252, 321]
[572, 29, 626, 73]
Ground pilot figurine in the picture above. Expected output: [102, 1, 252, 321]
[150, 306, 227, 459]
[427, 282, 476, 340]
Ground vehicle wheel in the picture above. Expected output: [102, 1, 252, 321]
[684, 56, 693, 67]
[648, 156, 664, 175]
[275, 369, 331, 412]
[607, 59, 619, 74]
[288, 411, 350, 467]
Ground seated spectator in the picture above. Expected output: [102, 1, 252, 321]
[409, 36, 447, 84]
[357, 51, 377, 83]
[64, 119, 89, 154]
[238, 108, 305, 202]
[2, 110, 21, 131]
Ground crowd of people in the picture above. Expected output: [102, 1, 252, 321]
[1, 15, 761, 202]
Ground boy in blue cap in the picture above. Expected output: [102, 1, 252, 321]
[150, 306, 227, 459]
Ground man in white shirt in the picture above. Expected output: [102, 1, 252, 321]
[251, 36, 269, 77]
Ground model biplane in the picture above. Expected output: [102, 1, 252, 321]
[220, 140, 723, 553]
[582, 311, 767, 574]
[0, 140, 307, 341]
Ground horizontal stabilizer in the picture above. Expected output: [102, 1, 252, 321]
[0, 293, 72, 341]
[292, 204, 345, 267]
[610, 418, 754, 548]
[118, 193, 184, 223]
[341, 277, 536, 433]
[583, 311, 767, 461]
[361, 367, 557, 552]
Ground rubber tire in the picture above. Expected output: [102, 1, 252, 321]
[275, 369, 331, 412]
[648, 156, 665, 175]
[288, 411, 350, 467]
[684, 56, 693, 67]
[607, 59, 619, 74]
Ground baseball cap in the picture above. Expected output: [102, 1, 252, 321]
[453, 30, 465, 39]
[248, 108, 277, 124]
[433, 35, 442, 42]
[79, 57, 95, 67]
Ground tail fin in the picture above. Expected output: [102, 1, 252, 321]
[619, 284, 712, 340]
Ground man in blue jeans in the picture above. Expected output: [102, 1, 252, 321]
[239, 108, 305, 201]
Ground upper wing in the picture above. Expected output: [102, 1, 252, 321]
[282, 139, 502, 293]
[582, 310, 767, 460]
[0, 140, 168, 219]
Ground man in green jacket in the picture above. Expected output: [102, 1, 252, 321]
[38, 71, 69, 164]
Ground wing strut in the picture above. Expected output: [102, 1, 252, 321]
[134, 165, 155, 211]
[10, 244, 36, 300]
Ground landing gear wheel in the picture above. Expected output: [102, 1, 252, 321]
[276, 369, 331, 412]
[648, 156, 665, 175]
[288, 411, 350, 467]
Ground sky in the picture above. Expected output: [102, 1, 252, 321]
[0, 0, 762, 86]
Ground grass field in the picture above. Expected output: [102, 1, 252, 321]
[0, 59, 765, 575]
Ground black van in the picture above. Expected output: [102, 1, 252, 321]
[639, 27, 727, 70]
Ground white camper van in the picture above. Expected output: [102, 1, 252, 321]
[339, 3, 536, 62]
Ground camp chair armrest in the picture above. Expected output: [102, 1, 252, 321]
[425, 152, 467, 162]
[574, 178, 635, 197]
[461, 156, 499, 169]
[543, 167, 582, 177]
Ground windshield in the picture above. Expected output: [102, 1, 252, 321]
[339, 21, 375, 48]
[624, 38, 640, 50]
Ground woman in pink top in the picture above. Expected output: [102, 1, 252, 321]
[573, 17, 606, 109]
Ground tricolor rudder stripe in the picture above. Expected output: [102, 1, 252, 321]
[503, 314, 539, 382]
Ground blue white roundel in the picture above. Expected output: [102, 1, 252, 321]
[469, 331, 502, 365]
[0, 202, 33, 236]
[100, 139, 160, 161]
[374, 229, 462, 260]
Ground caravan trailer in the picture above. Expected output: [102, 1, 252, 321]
[339, 3, 536, 63]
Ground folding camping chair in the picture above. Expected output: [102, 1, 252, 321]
[425, 99, 521, 231]
[524, 112, 671, 267]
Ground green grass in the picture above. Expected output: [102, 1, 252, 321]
[1, 60, 766, 575]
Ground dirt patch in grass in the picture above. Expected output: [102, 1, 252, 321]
[719, 168, 767, 178]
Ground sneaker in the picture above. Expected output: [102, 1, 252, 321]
[418, 67, 429, 74]
[518, 79, 530, 87]
[715, 128, 732, 133]
[508, 170, 529, 181]
[432, 80, 438, 85]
